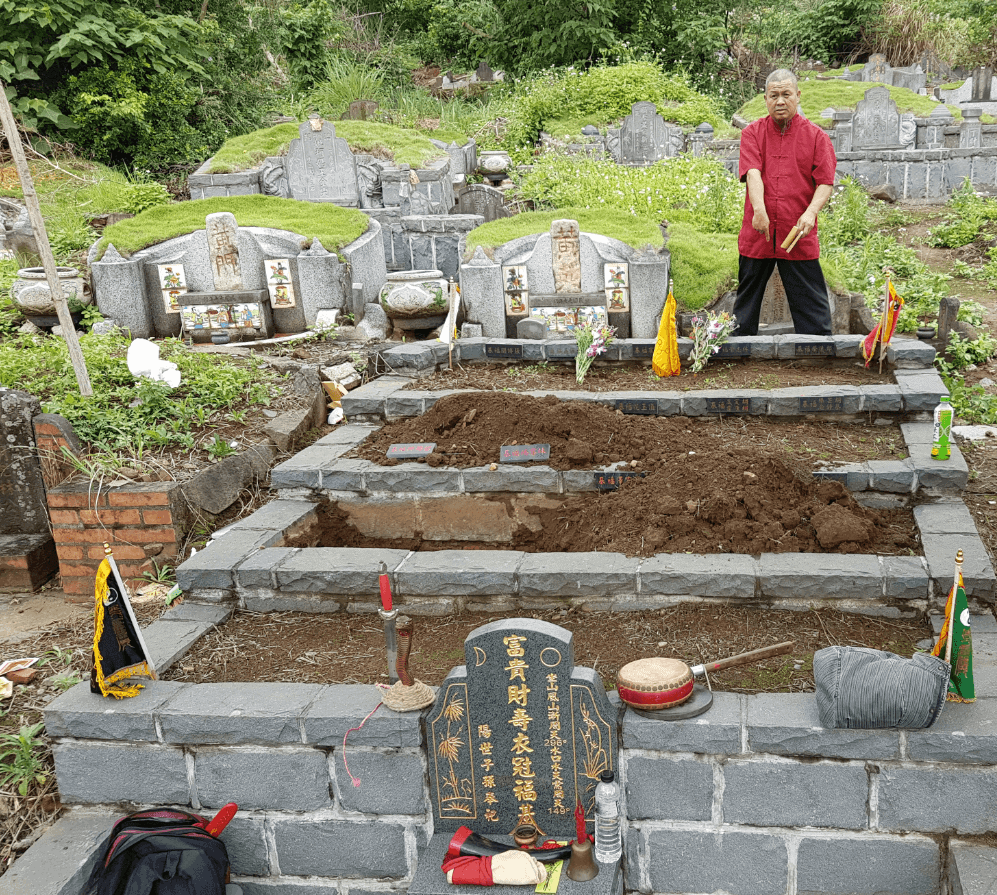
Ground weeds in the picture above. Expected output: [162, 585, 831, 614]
[0, 723, 48, 797]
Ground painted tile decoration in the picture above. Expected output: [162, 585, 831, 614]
[265, 259, 296, 309]
[604, 263, 630, 312]
[529, 305, 608, 335]
[158, 264, 187, 314]
[180, 303, 263, 332]
[502, 265, 529, 315]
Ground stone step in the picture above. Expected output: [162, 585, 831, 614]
[0, 532, 58, 592]
[949, 842, 997, 895]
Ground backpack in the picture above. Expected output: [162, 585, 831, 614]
[81, 808, 230, 895]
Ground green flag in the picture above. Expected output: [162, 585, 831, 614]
[932, 566, 975, 703]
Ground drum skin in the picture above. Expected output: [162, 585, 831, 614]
[617, 657, 695, 710]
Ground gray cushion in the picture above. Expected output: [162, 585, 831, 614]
[814, 646, 949, 729]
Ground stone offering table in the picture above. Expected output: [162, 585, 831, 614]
[409, 834, 623, 895]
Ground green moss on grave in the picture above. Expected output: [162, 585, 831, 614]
[206, 120, 450, 174]
[92, 195, 369, 261]
[466, 206, 665, 256]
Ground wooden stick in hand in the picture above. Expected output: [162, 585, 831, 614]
[781, 226, 803, 253]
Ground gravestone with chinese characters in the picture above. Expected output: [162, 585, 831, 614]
[0, 388, 59, 590]
[608, 102, 683, 166]
[205, 212, 244, 291]
[455, 183, 510, 222]
[426, 617, 618, 838]
[851, 87, 903, 150]
[759, 267, 794, 333]
[551, 219, 582, 294]
[285, 119, 360, 206]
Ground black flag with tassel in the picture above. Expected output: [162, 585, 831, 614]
[90, 546, 157, 698]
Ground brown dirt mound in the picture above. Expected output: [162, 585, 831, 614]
[355, 392, 907, 471]
[336, 394, 918, 557]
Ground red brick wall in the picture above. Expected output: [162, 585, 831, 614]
[46, 480, 190, 597]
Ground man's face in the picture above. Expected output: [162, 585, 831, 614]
[765, 80, 800, 124]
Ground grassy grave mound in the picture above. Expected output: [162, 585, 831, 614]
[205, 120, 450, 174]
[466, 206, 665, 255]
[93, 195, 370, 261]
[738, 78, 962, 128]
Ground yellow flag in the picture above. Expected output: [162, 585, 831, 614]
[652, 282, 681, 377]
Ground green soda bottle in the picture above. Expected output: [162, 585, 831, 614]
[932, 396, 952, 461]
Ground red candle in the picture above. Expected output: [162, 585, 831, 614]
[575, 799, 586, 844]
[379, 563, 393, 612]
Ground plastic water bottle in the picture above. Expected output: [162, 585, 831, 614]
[593, 770, 622, 864]
[932, 395, 953, 461]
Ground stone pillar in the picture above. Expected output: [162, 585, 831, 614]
[760, 268, 794, 334]
[0, 389, 48, 536]
[832, 111, 853, 153]
[937, 295, 960, 345]
[690, 123, 714, 157]
[459, 246, 504, 337]
[90, 244, 153, 338]
[971, 66, 993, 102]
[297, 239, 347, 328]
[960, 107, 983, 149]
[924, 106, 952, 149]
[629, 248, 671, 339]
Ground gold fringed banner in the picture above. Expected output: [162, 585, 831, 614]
[91, 553, 156, 699]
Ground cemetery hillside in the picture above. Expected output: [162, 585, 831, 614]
[5, 0, 997, 891]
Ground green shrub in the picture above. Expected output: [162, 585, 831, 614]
[119, 183, 172, 216]
[278, 0, 345, 90]
[928, 179, 997, 248]
[517, 152, 743, 234]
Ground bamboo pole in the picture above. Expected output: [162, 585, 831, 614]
[0, 82, 93, 396]
[878, 278, 891, 376]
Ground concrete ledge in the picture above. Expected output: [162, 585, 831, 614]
[0, 809, 118, 895]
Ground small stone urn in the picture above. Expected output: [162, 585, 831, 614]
[477, 150, 512, 185]
[11, 267, 89, 325]
[379, 270, 450, 331]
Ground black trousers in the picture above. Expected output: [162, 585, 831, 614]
[732, 256, 833, 336]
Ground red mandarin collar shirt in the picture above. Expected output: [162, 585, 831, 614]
[738, 112, 836, 261]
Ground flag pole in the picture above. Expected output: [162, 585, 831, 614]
[0, 81, 92, 396]
[879, 276, 892, 376]
[945, 550, 963, 665]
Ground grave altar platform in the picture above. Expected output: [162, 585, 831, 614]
[409, 833, 623, 895]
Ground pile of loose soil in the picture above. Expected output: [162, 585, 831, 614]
[410, 358, 891, 393]
[356, 392, 906, 472]
[344, 393, 917, 557]
[161, 604, 932, 694]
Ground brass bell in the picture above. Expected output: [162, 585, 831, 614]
[565, 839, 599, 881]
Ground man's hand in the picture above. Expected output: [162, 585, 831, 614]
[796, 209, 818, 236]
[752, 207, 770, 242]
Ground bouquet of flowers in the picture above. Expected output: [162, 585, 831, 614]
[575, 322, 616, 384]
[689, 310, 736, 374]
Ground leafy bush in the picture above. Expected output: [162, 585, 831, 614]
[417, 0, 498, 68]
[501, 62, 725, 151]
[927, 179, 997, 248]
[0, 332, 280, 454]
[119, 183, 172, 216]
[278, 0, 346, 90]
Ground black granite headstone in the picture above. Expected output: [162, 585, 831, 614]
[427, 618, 618, 838]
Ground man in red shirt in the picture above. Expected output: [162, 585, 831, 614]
[733, 69, 836, 335]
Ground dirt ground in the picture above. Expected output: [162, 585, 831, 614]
[342, 391, 918, 556]
[161, 604, 932, 695]
[410, 357, 893, 393]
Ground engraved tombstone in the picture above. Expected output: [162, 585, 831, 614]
[971, 66, 993, 103]
[551, 219, 582, 293]
[455, 183, 510, 222]
[285, 120, 360, 206]
[851, 87, 902, 149]
[759, 267, 794, 331]
[865, 53, 890, 83]
[205, 212, 244, 292]
[426, 618, 617, 837]
[617, 102, 679, 165]
[345, 100, 379, 121]
[0, 388, 49, 536]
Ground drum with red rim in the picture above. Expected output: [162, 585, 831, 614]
[617, 657, 694, 710]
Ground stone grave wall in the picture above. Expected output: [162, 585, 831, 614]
[39, 670, 997, 895]
[373, 213, 484, 279]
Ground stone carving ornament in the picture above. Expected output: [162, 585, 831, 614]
[260, 157, 289, 198]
